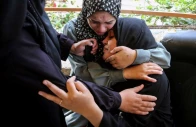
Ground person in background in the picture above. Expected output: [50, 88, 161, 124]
[0, 0, 157, 127]
[63, 0, 171, 126]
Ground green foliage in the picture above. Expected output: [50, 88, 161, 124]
[47, 12, 78, 32]
[137, 0, 196, 25]
[47, 0, 196, 32]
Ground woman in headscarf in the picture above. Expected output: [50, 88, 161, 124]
[64, 0, 170, 87]
[0, 0, 157, 127]
[63, 0, 171, 126]
[42, 21, 174, 126]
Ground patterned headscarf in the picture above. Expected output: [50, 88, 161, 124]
[75, 0, 121, 62]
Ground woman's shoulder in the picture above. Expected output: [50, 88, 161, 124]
[63, 18, 77, 40]
[63, 18, 77, 31]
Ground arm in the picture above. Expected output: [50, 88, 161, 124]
[63, 20, 170, 87]
[133, 42, 171, 69]
[107, 42, 171, 69]
[38, 78, 157, 127]
[6, 28, 123, 113]
[106, 19, 171, 69]
[63, 19, 126, 86]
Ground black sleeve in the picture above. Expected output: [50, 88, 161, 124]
[4, 28, 121, 112]
[57, 32, 75, 61]
[99, 111, 131, 127]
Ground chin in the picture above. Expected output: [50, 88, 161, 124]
[96, 32, 105, 35]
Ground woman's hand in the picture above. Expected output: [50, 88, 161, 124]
[105, 46, 136, 69]
[71, 38, 98, 56]
[119, 84, 157, 115]
[38, 76, 102, 127]
[123, 62, 163, 82]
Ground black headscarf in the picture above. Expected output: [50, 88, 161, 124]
[75, 0, 121, 62]
[113, 17, 157, 49]
[0, 0, 62, 67]
[100, 17, 158, 69]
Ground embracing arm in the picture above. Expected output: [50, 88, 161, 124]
[38, 78, 156, 127]
[63, 19, 126, 87]
[107, 19, 171, 69]
[133, 42, 171, 69]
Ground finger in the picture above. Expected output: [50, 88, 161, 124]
[141, 101, 156, 109]
[105, 56, 115, 62]
[134, 110, 149, 115]
[147, 63, 163, 71]
[110, 46, 122, 54]
[42, 80, 67, 99]
[148, 70, 163, 75]
[75, 81, 89, 93]
[143, 75, 157, 82]
[139, 94, 157, 101]
[66, 76, 78, 94]
[109, 60, 116, 65]
[90, 38, 97, 47]
[138, 105, 155, 111]
[38, 91, 62, 105]
[82, 39, 94, 47]
[132, 84, 144, 93]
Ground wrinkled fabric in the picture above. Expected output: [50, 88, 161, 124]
[1, 0, 126, 127]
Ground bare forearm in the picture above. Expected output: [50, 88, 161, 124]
[83, 104, 103, 127]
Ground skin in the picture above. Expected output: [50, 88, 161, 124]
[71, 38, 98, 56]
[87, 11, 163, 83]
[70, 30, 159, 115]
[38, 76, 157, 127]
[102, 30, 163, 82]
[87, 11, 116, 36]
[38, 34, 158, 126]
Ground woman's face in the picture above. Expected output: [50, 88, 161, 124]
[87, 11, 116, 36]
[102, 30, 117, 60]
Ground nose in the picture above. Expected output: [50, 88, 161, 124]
[102, 37, 108, 45]
[97, 24, 107, 33]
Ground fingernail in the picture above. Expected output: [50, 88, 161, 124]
[38, 91, 43, 95]
[43, 80, 48, 85]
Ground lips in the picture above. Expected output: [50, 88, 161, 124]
[96, 32, 105, 35]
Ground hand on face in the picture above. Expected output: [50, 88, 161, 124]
[105, 46, 137, 69]
[123, 62, 163, 82]
[119, 84, 157, 115]
[71, 38, 98, 56]
[102, 30, 136, 69]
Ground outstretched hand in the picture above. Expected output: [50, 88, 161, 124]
[123, 62, 163, 82]
[119, 84, 157, 115]
[71, 38, 98, 56]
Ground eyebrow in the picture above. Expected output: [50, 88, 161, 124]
[89, 18, 115, 23]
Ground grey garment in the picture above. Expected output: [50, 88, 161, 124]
[63, 109, 88, 127]
[62, 18, 171, 126]
[63, 18, 171, 86]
